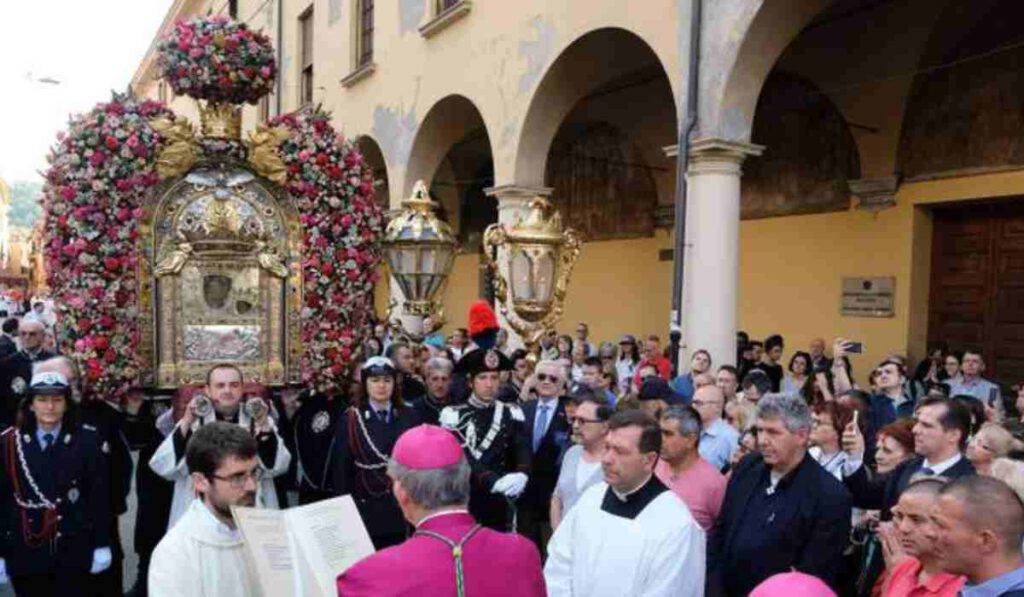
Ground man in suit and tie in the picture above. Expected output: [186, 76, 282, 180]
[518, 359, 571, 557]
[841, 394, 974, 518]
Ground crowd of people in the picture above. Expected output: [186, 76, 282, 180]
[2, 297, 1024, 596]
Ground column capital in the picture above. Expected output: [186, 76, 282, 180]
[848, 176, 899, 212]
[688, 135, 770, 173]
[483, 184, 553, 203]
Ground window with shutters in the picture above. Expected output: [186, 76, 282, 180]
[299, 8, 314, 106]
[358, 0, 374, 67]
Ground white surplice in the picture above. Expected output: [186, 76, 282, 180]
[149, 409, 290, 530]
[148, 498, 261, 597]
[544, 479, 706, 597]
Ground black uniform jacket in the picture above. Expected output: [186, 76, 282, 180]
[0, 418, 110, 576]
[330, 404, 421, 544]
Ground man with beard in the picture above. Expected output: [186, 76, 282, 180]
[150, 364, 290, 529]
[148, 423, 262, 597]
[440, 347, 532, 531]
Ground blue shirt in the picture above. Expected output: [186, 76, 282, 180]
[602, 389, 617, 408]
[961, 565, 1024, 596]
[36, 424, 61, 450]
[672, 373, 695, 401]
[699, 417, 739, 470]
[948, 377, 1002, 408]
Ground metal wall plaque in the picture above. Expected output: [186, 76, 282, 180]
[841, 277, 895, 318]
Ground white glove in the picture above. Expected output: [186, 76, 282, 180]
[491, 472, 529, 498]
[0, 558, 8, 585]
[90, 546, 112, 575]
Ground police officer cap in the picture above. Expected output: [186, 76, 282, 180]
[454, 348, 512, 377]
[361, 356, 397, 384]
[30, 371, 70, 396]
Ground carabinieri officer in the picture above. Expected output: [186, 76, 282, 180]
[0, 371, 112, 595]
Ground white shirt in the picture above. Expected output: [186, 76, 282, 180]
[148, 499, 258, 597]
[920, 452, 963, 476]
[545, 482, 705, 596]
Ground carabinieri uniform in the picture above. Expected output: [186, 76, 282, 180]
[440, 348, 531, 531]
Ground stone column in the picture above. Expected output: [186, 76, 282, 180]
[678, 138, 763, 368]
[483, 184, 553, 351]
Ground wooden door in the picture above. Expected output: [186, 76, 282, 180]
[929, 200, 1024, 386]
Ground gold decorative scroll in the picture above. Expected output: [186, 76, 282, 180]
[246, 125, 291, 184]
[149, 117, 199, 179]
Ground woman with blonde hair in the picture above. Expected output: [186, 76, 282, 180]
[989, 457, 1024, 503]
[966, 422, 1023, 476]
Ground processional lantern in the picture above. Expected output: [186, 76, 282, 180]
[483, 196, 581, 353]
[382, 180, 457, 340]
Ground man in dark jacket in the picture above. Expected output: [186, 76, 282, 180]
[0, 318, 18, 360]
[0, 319, 56, 427]
[517, 359, 571, 556]
[841, 394, 974, 519]
[708, 394, 851, 596]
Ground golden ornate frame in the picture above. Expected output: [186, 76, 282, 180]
[137, 159, 303, 389]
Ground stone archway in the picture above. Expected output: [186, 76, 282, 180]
[513, 27, 677, 189]
[702, 0, 830, 143]
[403, 95, 494, 198]
[353, 135, 390, 207]
[403, 94, 497, 326]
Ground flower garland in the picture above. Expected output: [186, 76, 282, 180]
[42, 94, 174, 398]
[270, 109, 384, 392]
[157, 15, 276, 104]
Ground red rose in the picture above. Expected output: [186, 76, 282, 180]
[105, 136, 119, 150]
[104, 257, 121, 270]
[78, 318, 93, 333]
[93, 336, 110, 350]
[104, 348, 117, 363]
[99, 315, 115, 328]
[321, 262, 334, 276]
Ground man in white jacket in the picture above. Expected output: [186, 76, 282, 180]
[148, 421, 263, 597]
[150, 364, 290, 529]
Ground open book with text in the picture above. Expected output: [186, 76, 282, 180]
[232, 495, 376, 597]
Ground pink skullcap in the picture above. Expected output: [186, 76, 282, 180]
[392, 425, 463, 470]
[750, 572, 836, 597]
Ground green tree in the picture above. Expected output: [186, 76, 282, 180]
[8, 181, 42, 228]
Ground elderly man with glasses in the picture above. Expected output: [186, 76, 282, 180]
[518, 360, 572, 556]
[0, 319, 56, 427]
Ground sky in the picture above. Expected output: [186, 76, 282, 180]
[0, 1, 173, 184]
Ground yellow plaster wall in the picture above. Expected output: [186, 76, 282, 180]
[436, 233, 673, 345]
[738, 169, 1024, 383]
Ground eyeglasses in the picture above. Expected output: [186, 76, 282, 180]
[569, 417, 602, 425]
[537, 373, 560, 383]
[210, 468, 263, 488]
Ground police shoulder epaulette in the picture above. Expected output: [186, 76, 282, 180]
[81, 424, 98, 432]
[509, 404, 525, 422]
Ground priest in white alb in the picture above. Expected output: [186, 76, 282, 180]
[544, 409, 705, 597]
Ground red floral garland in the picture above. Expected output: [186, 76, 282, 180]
[42, 94, 174, 398]
[271, 109, 384, 393]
